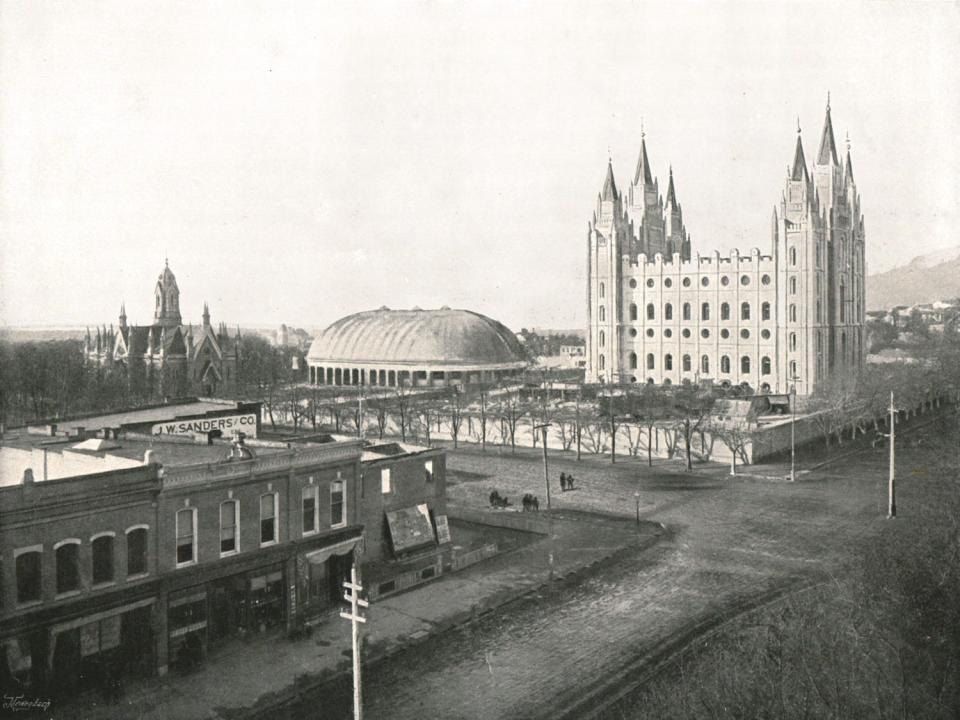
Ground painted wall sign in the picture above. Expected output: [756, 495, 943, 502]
[151, 413, 258, 437]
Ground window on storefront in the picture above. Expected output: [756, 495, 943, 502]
[260, 494, 278, 546]
[15, 550, 41, 604]
[127, 527, 148, 576]
[302, 485, 318, 535]
[176, 509, 197, 566]
[55, 541, 80, 595]
[424, 460, 434, 483]
[331, 481, 345, 528]
[220, 501, 239, 555]
[91, 534, 114, 585]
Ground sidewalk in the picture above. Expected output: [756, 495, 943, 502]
[67, 509, 662, 720]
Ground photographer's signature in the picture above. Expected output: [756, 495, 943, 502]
[3, 695, 52, 713]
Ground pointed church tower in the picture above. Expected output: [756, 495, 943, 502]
[202, 302, 211, 328]
[663, 167, 689, 259]
[154, 259, 182, 328]
[119, 302, 128, 330]
[626, 131, 665, 257]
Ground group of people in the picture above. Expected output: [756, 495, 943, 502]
[489, 489, 511, 508]
[521, 493, 540, 512]
[559, 472, 577, 492]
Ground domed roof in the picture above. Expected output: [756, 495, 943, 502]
[307, 308, 527, 367]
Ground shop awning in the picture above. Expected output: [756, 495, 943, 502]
[305, 537, 362, 566]
[386, 504, 437, 553]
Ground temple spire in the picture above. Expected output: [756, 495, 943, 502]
[666, 166, 677, 206]
[845, 131, 854, 182]
[601, 159, 618, 201]
[816, 94, 839, 166]
[791, 123, 809, 181]
[633, 136, 654, 186]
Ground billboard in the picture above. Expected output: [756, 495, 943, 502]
[151, 413, 258, 438]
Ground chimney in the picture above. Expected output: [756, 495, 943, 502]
[22, 468, 34, 485]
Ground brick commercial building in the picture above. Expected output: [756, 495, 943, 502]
[1, 401, 451, 699]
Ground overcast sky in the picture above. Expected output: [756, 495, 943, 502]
[2, 1, 958, 331]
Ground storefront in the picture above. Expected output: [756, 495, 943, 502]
[298, 538, 361, 622]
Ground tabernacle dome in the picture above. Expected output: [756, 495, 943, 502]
[306, 307, 528, 387]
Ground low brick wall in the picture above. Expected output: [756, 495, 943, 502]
[448, 504, 551, 535]
[450, 543, 498, 572]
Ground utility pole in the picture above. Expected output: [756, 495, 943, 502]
[888, 391, 896, 518]
[789, 376, 800, 482]
[341, 563, 368, 720]
[535, 423, 552, 510]
[357, 382, 364, 440]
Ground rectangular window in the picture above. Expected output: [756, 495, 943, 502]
[176, 508, 196, 566]
[260, 493, 277, 545]
[330, 481, 345, 527]
[424, 460, 434, 483]
[381, 468, 392, 494]
[220, 501, 238, 554]
[302, 485, 318, 535]
[92, 535, 115, 585]
[127, 528, 148, 576]
[15, 552, 41, 604]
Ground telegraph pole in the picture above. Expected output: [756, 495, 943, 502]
[789, 376, 801, 482]
[888, 391, 896, 519]
[341, 564, 368, 720]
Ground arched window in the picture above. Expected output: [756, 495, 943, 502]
[599, 282, 605, 299]
[761, 302, 771, 321]
[789, 277, 797, 295]
[741, 356, 751, 374]
[741, 302, 750, 321]
[15, 550, 41, 604]
[55, 540, 81, 594]
[790, 360, 797, 377]
[682, 302, 691, 321]
[701, 355, 710, 373]
[701, 303, 710, 321]
[761, 356, 771, 375]
[841, 331, 847, 359]
[646, 353, 655, 370]
[664, 303, 673, 321]
[721, 356, 731, 374]
[599, 331, 605, 347]
[721, 303, 730, 321]
[646, 303, 655, 320]
[220, 500, 239, 554]
[790, 246, 797, 265]
[629, 352, 638, 369]
[599, 306, 605, 322]
[789, 304, 797, 322]
[630, 303, 638, 321]
[126, 527, 148, 576]
[599, 355, 605, 370]
[92, 534, 115, 585]
[682, 354, 691, 372]
[790, 332, 797, 351]
[665, 354, 673, 371]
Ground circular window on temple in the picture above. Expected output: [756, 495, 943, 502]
[761, 329, 771, 339]
[701, 329, 710, 338]
[664, 278, 673, 288]
[741, 275, 750, 286]
[741, 329, 750, 339]
[720, 329, 730, 339]
[721, 276, 730, 286]
[629, 279, 637, 289]
[761, 274, 771, 285]
[646, 328, 655, 338]
[682, 328, 691, 338]
[664, 328, 672, 338]
[646, 279, 655, 288]
[701, 277, 709, 287]
[630, 328, 638, 337]
[683, 277, 691, 287]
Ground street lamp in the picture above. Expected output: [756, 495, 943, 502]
[634, 490, 640, 526]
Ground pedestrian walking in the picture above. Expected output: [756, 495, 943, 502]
[559, 472, 567, 492]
